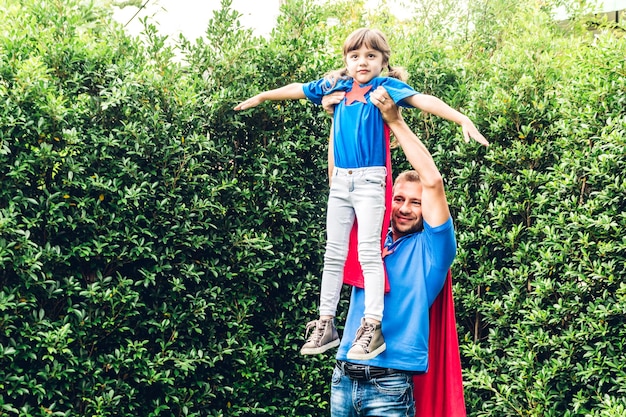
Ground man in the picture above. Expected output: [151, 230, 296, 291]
[322, 87, 488, 416]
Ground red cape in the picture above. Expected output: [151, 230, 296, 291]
[342, 125, 392, 292]
[413, 270, 466, 417]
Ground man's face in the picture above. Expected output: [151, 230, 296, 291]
[391, 180, 424, 239]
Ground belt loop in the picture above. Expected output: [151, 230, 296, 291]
[336, 360, 344, 375]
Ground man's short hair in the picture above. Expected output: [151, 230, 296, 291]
[394, 170, 421, 187]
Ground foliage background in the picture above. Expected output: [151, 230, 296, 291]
[0, 0, 624, 416]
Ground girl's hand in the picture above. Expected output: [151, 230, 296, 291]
[234, 94, 264, 111]
[461, 120, 490, 147]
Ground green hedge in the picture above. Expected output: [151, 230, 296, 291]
[451, 11, 626, 416]
[0, 0, 624, 416]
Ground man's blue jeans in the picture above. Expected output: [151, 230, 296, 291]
[331, 364, 415, 417]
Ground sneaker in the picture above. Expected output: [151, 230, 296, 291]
[300, 318, 340, 355]
[346, 318, 386, 360]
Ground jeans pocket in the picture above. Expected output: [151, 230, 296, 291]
[372, 373, 411, 396]
[331, 366, 343, 386]
[364, 174, 385, 186]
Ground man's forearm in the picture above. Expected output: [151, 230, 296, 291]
[386, 119, 442, 188]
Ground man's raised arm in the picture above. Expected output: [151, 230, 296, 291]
[371, 86, 451, 227]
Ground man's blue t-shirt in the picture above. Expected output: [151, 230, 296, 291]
[302, 77, 419, 169]
[336, 217, 457, 373]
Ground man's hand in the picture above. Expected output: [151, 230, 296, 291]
[321, 91, 346, 115]
[371, 86, 401, 124]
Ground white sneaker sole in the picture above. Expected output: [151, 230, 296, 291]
[346, 342, 387, 360]
[300, 338, 340, 355]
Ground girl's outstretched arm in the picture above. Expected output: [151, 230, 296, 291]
[404, 94, 489, 147]
[234, 83, 306, 110]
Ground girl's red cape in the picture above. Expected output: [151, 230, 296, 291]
[342, 125, 392, 292]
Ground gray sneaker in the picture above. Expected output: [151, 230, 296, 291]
[346, 318, 386, 360]
[300, 318, 340, 355]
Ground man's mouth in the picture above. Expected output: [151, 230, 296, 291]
[395, 214, 412, 223]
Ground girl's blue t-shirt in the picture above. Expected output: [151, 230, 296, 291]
[302, 77, 419, 169]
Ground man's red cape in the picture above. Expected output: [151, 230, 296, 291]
[341, 126, 466, 417]
[413, 270, 467, 417]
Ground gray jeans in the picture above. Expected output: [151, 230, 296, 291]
[319, 166, 387, 321]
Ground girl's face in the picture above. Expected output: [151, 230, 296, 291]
[345, 45, 386, 84]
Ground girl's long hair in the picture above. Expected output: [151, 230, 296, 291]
[324, 28, 408, 89]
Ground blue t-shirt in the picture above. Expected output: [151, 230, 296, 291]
[336, 217, 457, 372]
[302, 77, 419, 169]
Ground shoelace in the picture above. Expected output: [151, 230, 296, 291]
[305, 320, 327, 345]
[352, 323, 375, 351]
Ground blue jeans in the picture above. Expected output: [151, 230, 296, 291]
[319, 166, 387, 321]
[331, 364, 415, 417]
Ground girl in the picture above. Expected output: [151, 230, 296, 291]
[235, 28, 487, 361]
